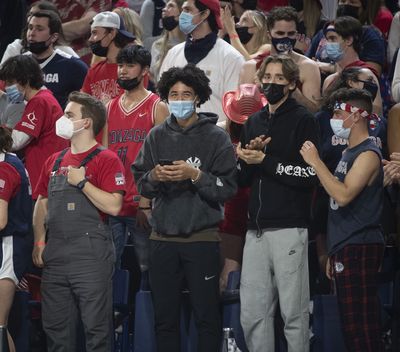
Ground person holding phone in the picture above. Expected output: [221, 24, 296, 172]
[132, 64, 237, 352]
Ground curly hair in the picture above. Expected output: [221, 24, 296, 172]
[266, 6, 299, 31]
[157, 64, 211, 107]
[0, 55, 43, 89]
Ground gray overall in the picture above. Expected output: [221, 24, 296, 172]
[41, 148, 115, 352]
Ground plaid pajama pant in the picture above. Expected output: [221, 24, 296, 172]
[331, 243, 384, 352]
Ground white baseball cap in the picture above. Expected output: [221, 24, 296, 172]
[91, 11, 135, 40]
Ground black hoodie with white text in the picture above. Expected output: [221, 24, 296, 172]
[239, 97, 319, 232]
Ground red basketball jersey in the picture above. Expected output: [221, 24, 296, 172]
[107, 92, 160, 216]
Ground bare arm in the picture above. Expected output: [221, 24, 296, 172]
[102, 122, 108, 148]
[239, 59, 258, 85]
[154, 101, 169, 125]
[295, 59, 321, 112]
[0, 199, 8, 231]
[62, 10, 97, 42]
[300, 141, 380, 207]
[32, 196, 48, 267]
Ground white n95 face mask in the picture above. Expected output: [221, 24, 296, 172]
[55, 115, 84, 140]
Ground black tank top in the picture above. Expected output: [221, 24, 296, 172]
[327, 138, 384, 255]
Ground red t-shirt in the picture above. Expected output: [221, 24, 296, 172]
[107, 92, 159, 216]
[0, 155, 21, 202]
[82, 61, 121, 105]
[14, 89, 69, 199]
[35, 144, 126, 218]
[49, 0, 112, 65]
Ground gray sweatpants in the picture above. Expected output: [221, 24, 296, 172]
[240, 228, 309, 352]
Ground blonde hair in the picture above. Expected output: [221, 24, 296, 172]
[113, 7, 144, 45]
[245, 10, 269, 55]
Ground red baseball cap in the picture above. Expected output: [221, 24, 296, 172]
[199, 0, 223, 29]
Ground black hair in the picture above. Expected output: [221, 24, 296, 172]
[0, 55, 43, 89]
[67, 91, 106, 136]
[0, 126, 13, 153]
[329, 87, 373, 114]
[157, 64, 211, 107]
[266, 6, 299, 31]
[117, 44, 151, 68]
[324, 66, 364, 105]
[195, 0, 219, 32]
[334, 16, 362, 54]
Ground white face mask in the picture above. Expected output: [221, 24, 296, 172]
[330, 113, 354, 140]
[55, 115, 85, 140]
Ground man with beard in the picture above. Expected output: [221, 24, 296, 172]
[25, 10, 88, 108]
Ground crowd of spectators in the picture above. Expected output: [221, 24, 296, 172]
[0, 0, 400, 351]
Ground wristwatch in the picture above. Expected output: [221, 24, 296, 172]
[77, 178, 88, 190]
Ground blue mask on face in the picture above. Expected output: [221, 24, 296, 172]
[325, 42, 344, 62]
[5, 84, 24, 103]
[169, 100, 195, 120]
[179, 11, 201, 35]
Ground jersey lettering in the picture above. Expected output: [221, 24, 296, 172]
[109, 129, 147, 144]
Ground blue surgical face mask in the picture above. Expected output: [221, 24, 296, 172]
[168, 100, 196, 120]
[179, 11, 202, 35]
[5, 84, 24, 103]
[325, 42, 344, 62]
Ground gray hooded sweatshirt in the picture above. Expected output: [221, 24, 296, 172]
[132, 112, 237, 236]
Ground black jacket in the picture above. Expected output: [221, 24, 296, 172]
[239, 97, 319, 231]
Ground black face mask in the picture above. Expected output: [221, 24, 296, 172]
[162, 16, 179, 31]
[262, 83, 287, 105]
[358, 79, 378, 100]
[236, 26, 253, 45]
[271, 36, 297, 53]
[289, 0, 304, 12]
[336, 4, 360, 19]
[90, 40, 108, 57]
[117, 77, 141, 91]
[27, 40, 51, 55]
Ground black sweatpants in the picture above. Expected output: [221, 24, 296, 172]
[149, 240, 221, 352]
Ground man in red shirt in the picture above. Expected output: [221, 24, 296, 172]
[104, 44, 169, 268]
[32, 91, 126, 351]
[0, 55, 68, 200]
[81, 11, 136, 105]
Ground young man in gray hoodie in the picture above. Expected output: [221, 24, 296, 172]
[132, 64, 237, 352]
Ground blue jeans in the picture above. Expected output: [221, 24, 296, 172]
[109, 216, 150, 270]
